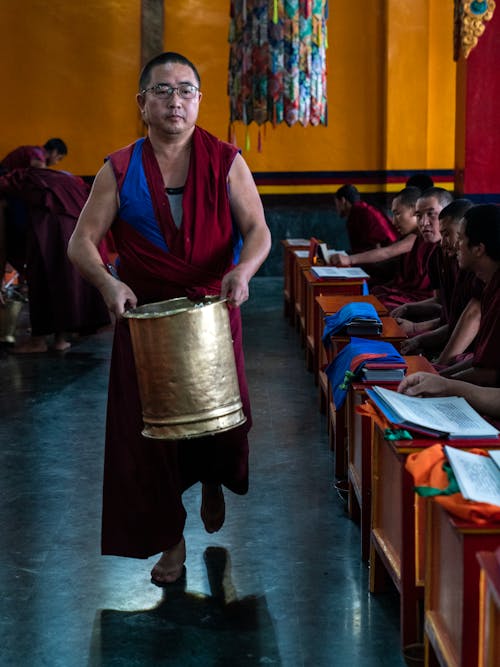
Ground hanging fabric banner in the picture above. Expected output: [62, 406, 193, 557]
[228, 0, 328, 132]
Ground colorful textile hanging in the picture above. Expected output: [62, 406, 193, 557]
[228, 0, 328, 130]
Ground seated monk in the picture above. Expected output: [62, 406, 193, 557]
[440, 204, 500, 386]
[329, 186, 419, 283]
[369, 187, 453, 311]
[0, 167, 110, 352]
[398, 199, 483, 364]
[334, 184, 397, 253]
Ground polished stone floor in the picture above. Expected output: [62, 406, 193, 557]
[0, 278, 407, 666]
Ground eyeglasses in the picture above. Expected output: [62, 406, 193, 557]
[140, 83, 200, 100]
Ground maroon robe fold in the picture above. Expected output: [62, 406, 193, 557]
[371, 235, 437, 311]
[473, 268, 500, 371]
[0, 168, 110, 335]
[346, 201, 397, 254]
[102, 129, 251, 558]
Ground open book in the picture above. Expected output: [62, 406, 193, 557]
[310, 266, 369, 280]
[317, 243, 347, 264]
[445, 446, 500, 506]
[366, 385, 500, 439]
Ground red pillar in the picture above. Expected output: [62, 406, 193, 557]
[455, 8, 500, 201]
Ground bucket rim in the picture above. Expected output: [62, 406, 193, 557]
[123, 295, 227, 320]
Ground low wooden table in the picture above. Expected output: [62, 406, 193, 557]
[425, 503, 500, 666]
[347, 355, 436, 562]
[476, 547, 500, 667]
[281, 241, 310, 323]
[303, 270, 367, 378]
[327, 316, 407, 479]
[316, 294, 388, 391]
[369, 428, 500, 651]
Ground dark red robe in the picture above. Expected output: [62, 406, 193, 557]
[371, 235, 437, 311]
[473, 268, 500, 372]
[346, 201, 397, 254]
[0, 168, 110, 335]
[102, 129, 251, 558]
[0, 145, 46, 172]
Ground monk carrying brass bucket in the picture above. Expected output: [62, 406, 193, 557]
[123, 296, 246, 440]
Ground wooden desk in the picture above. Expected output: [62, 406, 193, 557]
[425, 504, 500, 667]
[292, 257, 312, 340]
[347, 355, 435, 563]
[303, 270, 367, 378]
[316, 294, 388, 387]
[476, 547, 500, 667]
[369, 429, 500, 651]
[328, 316, 407, 479]
[281, 240, 309, 323]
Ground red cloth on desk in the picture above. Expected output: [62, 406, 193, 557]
[406, 444, 500, 525]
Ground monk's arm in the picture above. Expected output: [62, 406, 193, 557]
[67, 161, 137, 317]
[449, 366, 499, 387]
[391, 293, 441, 320]
[435, 298, 481, 365]
[398, 372, 500, 418]
[400, 323, 449, 355]
[223, 153, 271, 307]
[330, 233, 416, 267]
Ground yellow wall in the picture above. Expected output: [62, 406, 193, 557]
[0, 0, 456, 180]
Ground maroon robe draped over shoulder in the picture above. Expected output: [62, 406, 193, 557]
[473, 268, 500, 371]
[102, 129, 252, 558]
[346, 201, 397, 254]
[0, 168, 110, 335]
[371, 235, 437, 311]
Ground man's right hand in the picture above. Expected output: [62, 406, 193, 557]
[329, 253, 351, 267]
[398, 372, 450, 397]
[99, 278, 138, 318]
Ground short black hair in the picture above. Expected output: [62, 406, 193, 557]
[139, 52, 201, 92]
[392, 187, 421, 209]
[418, 187, 454, 209]
[463, 204, 500, 261]
[44, 138, 67, 155]
[335, 184, 360, 204]
[405, 173, 434, 191]
[438, 198, 473, 222]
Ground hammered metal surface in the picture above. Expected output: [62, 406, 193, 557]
[124, 297, 246, 439]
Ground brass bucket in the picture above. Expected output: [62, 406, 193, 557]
[123, 296, 246, 440]
[0, 298, 23, 343]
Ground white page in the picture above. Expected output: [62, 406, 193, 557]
[488, 449, 500, 470]
[311, 266, 369, 279]
[445, 446, 500, 506]
[293, 250, 310, 258]
[286, 238, 310, 245]
[373, 386, 499, 437]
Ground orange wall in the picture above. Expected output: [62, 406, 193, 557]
[0, 0, 456, 180]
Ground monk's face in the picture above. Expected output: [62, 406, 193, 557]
[335, 196, 350, 218]
[415, 196, 442, 243]
[439, 216, 460, 256]
[457, 219, 475, 270]
[137, 62, 202, 137]
[391, 199, 417, 236]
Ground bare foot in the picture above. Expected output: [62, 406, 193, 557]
[52, 340, 71, 352]
[53, 334, 71, 351]
[151, 537, 186, 586]
[201, 484, 225, 533]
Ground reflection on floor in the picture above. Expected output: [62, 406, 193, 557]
[0, 277, 407, 666]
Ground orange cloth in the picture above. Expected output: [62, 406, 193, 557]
[406, 444, 500, 525]
[355, 401, 392, 433]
